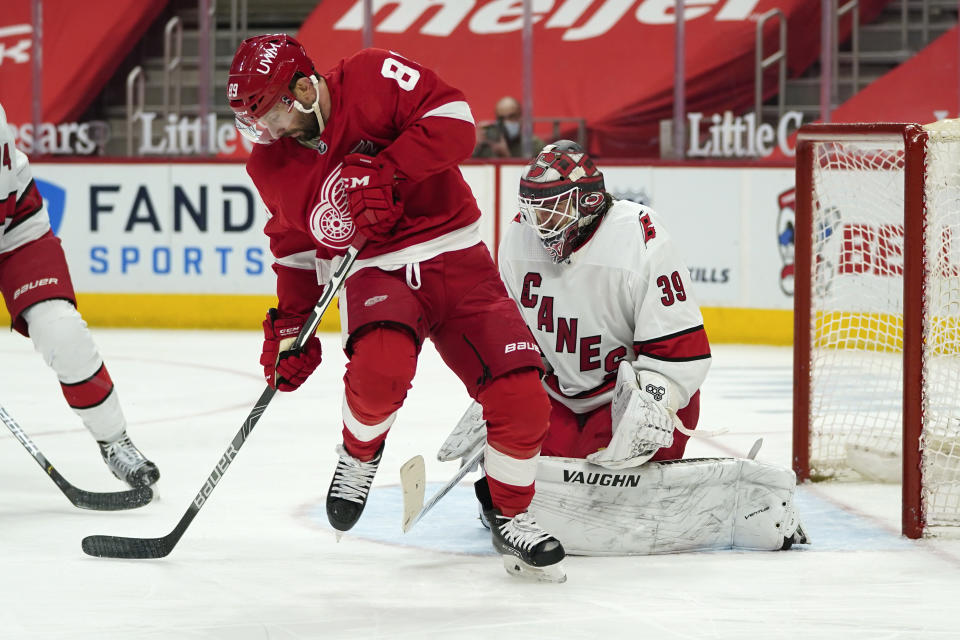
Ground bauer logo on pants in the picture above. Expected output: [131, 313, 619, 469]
[13, 277, 58, 300]
[504, 341, 539, 354]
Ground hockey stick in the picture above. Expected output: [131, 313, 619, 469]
[0, 405, 153, 511]
[82, 243, 364, 559]
[401, 443, 484, 533]
[401, 401, 486, 532]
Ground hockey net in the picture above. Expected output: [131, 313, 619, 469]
[793, 122, 960, 538]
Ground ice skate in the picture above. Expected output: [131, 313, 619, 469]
[781, 518, 811, 550]
[780, 502, 810, 550]
[488, 508, 567, 583]
[98, 432, 160, 488]
[326, 443, 383, 533]
[475, 476, 492, 530]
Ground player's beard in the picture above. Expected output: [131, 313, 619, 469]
[289, 110, 321, 144]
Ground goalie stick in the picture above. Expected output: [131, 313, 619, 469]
[0, 405, 154, 511]
[401, 401, 486, 532]
[82, 242, 363, 559]
[401, 443, 484, 533]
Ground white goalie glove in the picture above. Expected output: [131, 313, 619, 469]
[586, 361, 681, 470]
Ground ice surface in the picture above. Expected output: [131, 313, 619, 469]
[2, 333, 959, 639]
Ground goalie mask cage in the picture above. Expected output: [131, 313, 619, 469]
[793, 122, 960, 539]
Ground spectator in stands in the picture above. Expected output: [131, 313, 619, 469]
[473, 96, 544, 158]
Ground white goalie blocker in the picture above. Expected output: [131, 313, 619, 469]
[528, 456, 805, 555]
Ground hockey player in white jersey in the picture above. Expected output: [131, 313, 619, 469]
[501, 139, 710, 465]
[457, 140, 807, 554]
[0, 102, 159, 488]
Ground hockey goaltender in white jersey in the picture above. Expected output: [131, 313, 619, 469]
[443, 140, 807, 555]
[501, 139, 711, 468]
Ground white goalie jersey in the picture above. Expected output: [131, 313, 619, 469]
[498, 198, 711, 414]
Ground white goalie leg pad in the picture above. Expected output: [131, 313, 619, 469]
[586, 362, 677, 469]
[527, 456, 803, 555]
[23, 300, 126, 441]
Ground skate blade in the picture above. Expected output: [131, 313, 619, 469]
[501, 555, 567, 583]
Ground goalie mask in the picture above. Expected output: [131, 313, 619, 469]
[227, 34, 323, 144]
[518, 140, 608, 263]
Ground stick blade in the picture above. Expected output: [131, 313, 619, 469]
[81, 534, 172, 559]
[67, 486, 154, 511]
[400, 455, 426, 533]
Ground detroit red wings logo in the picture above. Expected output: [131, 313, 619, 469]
[309, 164, 356, 249]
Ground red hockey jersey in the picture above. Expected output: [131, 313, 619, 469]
[246, 49, 481, 315]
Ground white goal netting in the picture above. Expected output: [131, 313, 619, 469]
[805, 123, 960, 530]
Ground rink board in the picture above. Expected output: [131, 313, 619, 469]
[2, 161, 797, 342]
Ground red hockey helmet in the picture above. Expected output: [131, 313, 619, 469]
[518, 140, 608, 262]
[227, 34, 316, 143]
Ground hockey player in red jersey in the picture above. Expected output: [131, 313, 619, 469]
[0, 102, 159, 489]
[227, 35, 565, 581]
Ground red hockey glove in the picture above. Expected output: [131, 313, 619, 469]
[260, 308, 323, 392]
[341, 153, 403, 241]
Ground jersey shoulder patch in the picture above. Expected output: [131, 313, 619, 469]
[638, 210, 657, 245]
[604, 200, 664, 247]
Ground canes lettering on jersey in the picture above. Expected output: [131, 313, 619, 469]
[500, 199, 711, 414]
[519, 270, 630, 375]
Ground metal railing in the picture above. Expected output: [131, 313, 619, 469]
[754, 8, 787, 123]
[125, 66, 145, 156]
[535, 117, 587, 148]
[163, 16, 183, 119]
[229, 0, 248, 50]
[197, 0, 216, 154]
[834, 0, 860, 98]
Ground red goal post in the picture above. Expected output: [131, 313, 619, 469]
[793, 122, 960, 539]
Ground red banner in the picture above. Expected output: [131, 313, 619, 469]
[296, 0, 889, 157]
[0, 0, 166, 127]
[828, 26, 959, 124]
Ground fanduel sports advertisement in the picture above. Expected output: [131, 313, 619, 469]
[31, 164, 274, 294]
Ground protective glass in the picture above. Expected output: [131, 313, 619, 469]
[518, 187, 580, 239]
[234, 97, 296, 144]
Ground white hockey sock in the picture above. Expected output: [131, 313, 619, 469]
[23, 300, 127, 442]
